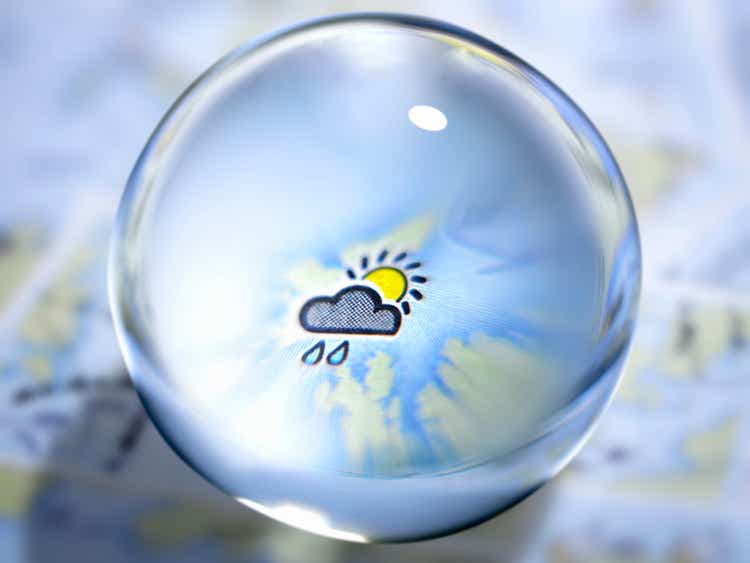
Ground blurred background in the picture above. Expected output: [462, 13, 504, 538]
[2, 1, 749, 561]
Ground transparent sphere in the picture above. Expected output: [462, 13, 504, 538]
[109, 14, 641, 542]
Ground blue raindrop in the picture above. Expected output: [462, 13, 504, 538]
[302, 341, 324, 365]
[326, 340, 349, 365]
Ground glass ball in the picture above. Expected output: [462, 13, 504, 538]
[109, 14, 641, 542]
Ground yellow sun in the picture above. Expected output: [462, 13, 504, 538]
[346, 249, 426, 314]
[364, 267, 407, 301]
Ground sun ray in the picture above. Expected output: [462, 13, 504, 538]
[409, 289, 423, 301]
[401, 302, 411, 315]
[361, 255, 368, 270]
[377, 249, 388, 263]
[404, 262, 421, 270]
[410, 275, 427, 283]
[393, 251, 407, 262]
[346, 268, 356, 279]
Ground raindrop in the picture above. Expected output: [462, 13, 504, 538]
[302, 341, 324, 365]
[326, 341, 349, 365]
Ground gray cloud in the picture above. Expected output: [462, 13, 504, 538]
[299, 285, 401, 335]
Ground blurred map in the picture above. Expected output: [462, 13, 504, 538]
[2, 0, 749, 561]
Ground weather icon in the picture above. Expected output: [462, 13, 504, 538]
[299, 249, 427, 365]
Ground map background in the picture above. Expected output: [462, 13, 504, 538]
[2, 0, 749, 561]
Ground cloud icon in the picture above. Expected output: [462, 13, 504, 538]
[299, 285, 402, 335]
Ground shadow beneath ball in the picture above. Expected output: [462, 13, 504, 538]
[18, 372, 558, 563]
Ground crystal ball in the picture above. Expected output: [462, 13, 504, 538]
[109, 14, 641, 542]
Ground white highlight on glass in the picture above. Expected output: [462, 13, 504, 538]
[237, 498, 368, 543]
[408, 105, 447, 131]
